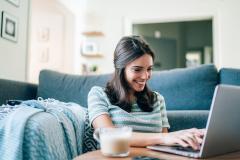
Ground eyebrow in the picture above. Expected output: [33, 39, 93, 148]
[131, 65, 153, 69]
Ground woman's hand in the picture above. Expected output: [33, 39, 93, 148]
[161, 128, 205, 150]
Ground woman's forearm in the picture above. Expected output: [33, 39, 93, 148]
[130, 128, 168, 147]
[92, 115, 203, 149]
[130, 132, 164, 147]
[130, 128, 205, 149]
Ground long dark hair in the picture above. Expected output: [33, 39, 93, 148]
[105, 35, 156, 112]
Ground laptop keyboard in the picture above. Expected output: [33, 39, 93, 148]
[175, 146, 199, 153]
[147, 145, 201, 158]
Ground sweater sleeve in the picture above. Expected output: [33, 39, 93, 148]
[87, 86, 110, 126]
[154, 92, 170, 129]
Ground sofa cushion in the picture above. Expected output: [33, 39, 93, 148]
[148, 64, 219, 110]
[167, 110, 209, 131]
[219, 68, 240, 86]
[37, 70, 111, 108]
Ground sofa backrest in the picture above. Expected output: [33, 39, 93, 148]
[38, 64, 219, 110]
[148, 64, 219, 110]
[0, 79, 37, 105]
[37, 70, 112, 108]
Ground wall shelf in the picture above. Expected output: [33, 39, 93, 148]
[82, 53, 103, 58]
[81, 31, 104, 37]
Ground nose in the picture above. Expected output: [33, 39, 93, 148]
[141, 71, 150, 80]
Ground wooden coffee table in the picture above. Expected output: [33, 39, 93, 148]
[74, 147, 240, 160]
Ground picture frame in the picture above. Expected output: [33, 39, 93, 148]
[185, 50, 202, 68]
[1, 11, 18, 42]
[6, 0, 20, 7]
[81, 41, 99, 57]
[38, 27, 50, 42]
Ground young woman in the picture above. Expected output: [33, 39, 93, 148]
[88, 35, 204, 150]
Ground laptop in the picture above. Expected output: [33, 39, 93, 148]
[147, 84, 240, 158]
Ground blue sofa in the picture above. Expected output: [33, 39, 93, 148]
[0, 64, 240, 159]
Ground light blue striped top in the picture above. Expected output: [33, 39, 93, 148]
[88, 86, 170, 133]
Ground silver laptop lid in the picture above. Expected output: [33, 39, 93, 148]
[200, 85, 240, 158]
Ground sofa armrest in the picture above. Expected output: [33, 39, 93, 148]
[219, 68, 240, 86]
[0, 79, 38, 105]
[167, 110, 209, 132]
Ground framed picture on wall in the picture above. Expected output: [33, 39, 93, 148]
[185, 51, 202, 68]
[81, 41, 100, 57]
[38, 27, 50, 42]
[5, 0, 20, 7]
[0, 11, 18, 42]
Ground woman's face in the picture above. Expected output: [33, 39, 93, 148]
[124, 53, 153, 93]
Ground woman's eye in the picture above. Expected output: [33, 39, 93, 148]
[133, 69, 141, 72]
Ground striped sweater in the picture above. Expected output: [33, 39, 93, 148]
[88, 86, 170, 133]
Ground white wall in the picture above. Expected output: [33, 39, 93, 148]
[28, 0, 75, 83]
[0, 0, 30, 81]
[1, 0, 240, 81]
[79, 0, 240, 73]
[219, 0, 240, 68]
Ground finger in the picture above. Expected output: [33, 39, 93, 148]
[195, 135, 203, 144]
[189, 128, 202, 135]
[172, 130, 201, 150]
[187, 133, 203, 147]
[199, 128, 206, 135]
[188, 128, 204, 137]
[180, 135, 200, 150]
[176, 139, 189, 148]
[185, 132, 197, 141]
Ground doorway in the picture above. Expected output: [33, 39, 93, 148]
[133, 20, 213, 70]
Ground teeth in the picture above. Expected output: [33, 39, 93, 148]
[136, 81, 145, 85]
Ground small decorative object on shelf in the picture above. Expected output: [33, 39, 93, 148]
[81, 30, 104, 58]
[81, 41, 103, 57]
[81, 64, 100, 75]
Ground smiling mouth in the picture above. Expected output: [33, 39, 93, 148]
[135, 81, 146, 85]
